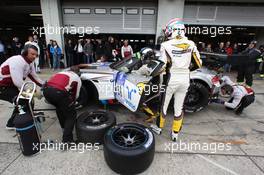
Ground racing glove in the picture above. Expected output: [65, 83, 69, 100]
[210, 98, 225, 105]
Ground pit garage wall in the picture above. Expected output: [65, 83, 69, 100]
[61, 0, 157, 35]
[183, 5, 264, 27]
[182, 4, 264, 46]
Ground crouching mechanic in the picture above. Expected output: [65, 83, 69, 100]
[154, 18, 202, 142]
[0, 44, 44, 129]
[211, 76, 255, 115]
[43, 66, 81, 143]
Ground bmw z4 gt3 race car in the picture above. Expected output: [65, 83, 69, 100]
[76, 52, 222, 113]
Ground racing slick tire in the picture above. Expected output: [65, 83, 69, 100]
[76, 110, 116, 145]
[104, 123, 155, 174]
[184, 81, 209, 113]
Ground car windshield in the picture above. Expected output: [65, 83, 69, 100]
[110, 57, 140, 71]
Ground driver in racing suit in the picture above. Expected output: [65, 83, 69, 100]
[155, 18, 202, 141]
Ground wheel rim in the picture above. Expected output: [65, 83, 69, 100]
[84, 112, 108, 126]
[185, 88, 201, 105]
[112, 126, 147, 148]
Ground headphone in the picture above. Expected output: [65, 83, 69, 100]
[21, 44, 39, 57]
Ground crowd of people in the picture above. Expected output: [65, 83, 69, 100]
[198, 41, 264, 77]
[1, 35, 264, 87]
[63, 37, 134, 67]
[0, 35, 138, 72]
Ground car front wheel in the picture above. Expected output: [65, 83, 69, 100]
[184, 81, 209, 113]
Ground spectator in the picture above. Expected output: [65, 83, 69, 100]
[50, 40, 62, 70]
[83, 39, 94, 64]
[95, 39, 105, 61]
[237, 41, 261, 87]
[225, 41, 233, 55]
[0, 40, 5, 65]
[199, 42, 206, 52]
[205, 43, 213, 52]
[215, 42, 226, 54]
[224, 41, 233, 73]
[65, 39, 75, 67]
[11, 37, 22, 55]
[33, 35, 43, 72]
[121, 40, 133, 59]
[47, 40, 53, 68]
[104, 36, 114, 61]
[258, 45, 264, 77]
[233, 43, 239, 54]
[34, 36, 45, 69]
[74, 39, 84, 65]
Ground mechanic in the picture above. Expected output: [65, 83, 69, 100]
[154, 18, 202, 142]
[0, 44, 44, 130]
[211, 76, 255, 115]
[25, 36, 41, 73]
[42, 66, 82, 143]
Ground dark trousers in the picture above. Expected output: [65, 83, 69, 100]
[236, 94, 255, 114]
[76, 52, 83, 65]
[49, 54, 53, 68]
[0, 52, 5, 65]
[67, 53, 74, 67]
[43, 87, 76, 142]
[226, 94, 255, 114]
[237, 62, 255, 86]
[0, 86, 19, 125]
[260, 63, 264, 75]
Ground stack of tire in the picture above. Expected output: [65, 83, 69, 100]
[76, 110, 155, 174]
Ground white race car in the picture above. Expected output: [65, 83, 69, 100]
[76, 52, 222, 113]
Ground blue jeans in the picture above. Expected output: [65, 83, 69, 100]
[224, 63, 231, 73]
[85, 54, 94, 64]
[53, 54, 60, 69]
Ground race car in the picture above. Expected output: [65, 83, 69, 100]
[76, 52, 222, 113]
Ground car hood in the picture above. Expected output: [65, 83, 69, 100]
[79, 62, 116, 80]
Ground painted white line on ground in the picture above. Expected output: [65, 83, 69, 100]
[195, 153, 239, 175]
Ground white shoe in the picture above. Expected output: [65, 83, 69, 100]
[150, 124, 162, 135]
[171, 131, 178, 142]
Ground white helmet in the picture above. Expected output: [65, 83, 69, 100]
[165, 18, 185, 39]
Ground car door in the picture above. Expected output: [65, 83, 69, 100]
[114, 59, 164, 112]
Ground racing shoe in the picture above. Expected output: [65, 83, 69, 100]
[6, 122, 15, 130]
[171, 131, 179, 142]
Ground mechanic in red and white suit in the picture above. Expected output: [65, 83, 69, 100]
[0, 44, 44, 129]
[43, 67, 81, 143]
[211, 76, 255, 115]
[156, 18, 202, 142]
